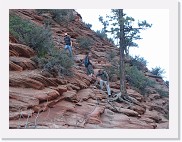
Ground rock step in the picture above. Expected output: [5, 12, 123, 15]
[10, 87, 61, 104]
[10, 109, 34, 121]
[10, 56, 37, 71]
[9, 70, 59, 89]
[9, 85, 68, 120]
[9, 43, 35, 58]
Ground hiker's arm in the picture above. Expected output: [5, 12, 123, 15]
[71, 41, 73, 47]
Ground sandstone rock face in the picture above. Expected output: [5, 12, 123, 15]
[9, 61, 23, 71]
[9, 9, 169, 129]
[10, 57, 37, 70]
[9, 43, 35, 58]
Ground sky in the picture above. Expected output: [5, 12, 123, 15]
[76, 9, 169, 81]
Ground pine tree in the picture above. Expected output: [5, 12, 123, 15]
[99, 9, 152, 103]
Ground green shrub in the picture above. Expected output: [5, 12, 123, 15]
[151, 66, 165, 77]
[76, 36, 93, 50]
[36, 9, 50, 14]
[34, 50, 74, 76]
[36, 9, 74, 25]
[95, 30, 115, 44]
[43, 18, 52, 28]
[106, 37, 115, 44]
[155, 88, 169, 97]
[104, 64, 119, 82]
[96, 30, 108, 39]
[107, 50, 117, 62]
[165, 80, 169, 87]
[130, 56, 147, 71]
[9, 14, 54, 57]
[125, 65, 154, 95]
[105, 51, 119, 81]
[84, 22, 92, 29]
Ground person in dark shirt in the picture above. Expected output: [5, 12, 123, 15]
[96, 69, 111, 97]
[84, 52, 94, 77]
[64, 33, 73, 57]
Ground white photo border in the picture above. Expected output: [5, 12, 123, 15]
[0, 0, 179, 139]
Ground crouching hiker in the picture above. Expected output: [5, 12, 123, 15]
[96, 69, 111, 97]
[84, 52, 94, 77]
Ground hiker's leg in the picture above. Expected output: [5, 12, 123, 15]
[106, 83, 111, 96]
[90, 65, 94, 75]
[64, 45, 69, 55]
[86, 67, 90, 75]
[87, 65, 93, 75]
[64, 45, 68, 50]
[68, 46, 73, 57]
[103, 81, 111, 96]
[100, 80, 104, 90]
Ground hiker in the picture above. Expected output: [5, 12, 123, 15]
[84, 52, 94, 77]
[64, 33, 73, 57]
[96, 69, 111, 97]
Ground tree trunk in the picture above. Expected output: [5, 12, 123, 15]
[119, 9, 126, 96]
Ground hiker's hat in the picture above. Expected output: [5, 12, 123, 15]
[64, 33, 68, 36]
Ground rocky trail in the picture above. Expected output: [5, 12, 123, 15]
[9, 9, 169, 129]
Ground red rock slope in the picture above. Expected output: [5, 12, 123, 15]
[9, 9, 169, 129]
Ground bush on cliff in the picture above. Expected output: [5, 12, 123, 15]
[105, 51, 120, 81]
[76, 36, 93, 50]
[36, 9, 74, 25]
[130, 56, 147, 71]
[9, 14, 54, 57]
[33, 49, 74, 76]
[95, 30, 115, 44]
[10, 14, 73, 76]
[125, 65, 154, 95]
[150, 66, 165, 77]
[84, 22, 92, 29]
